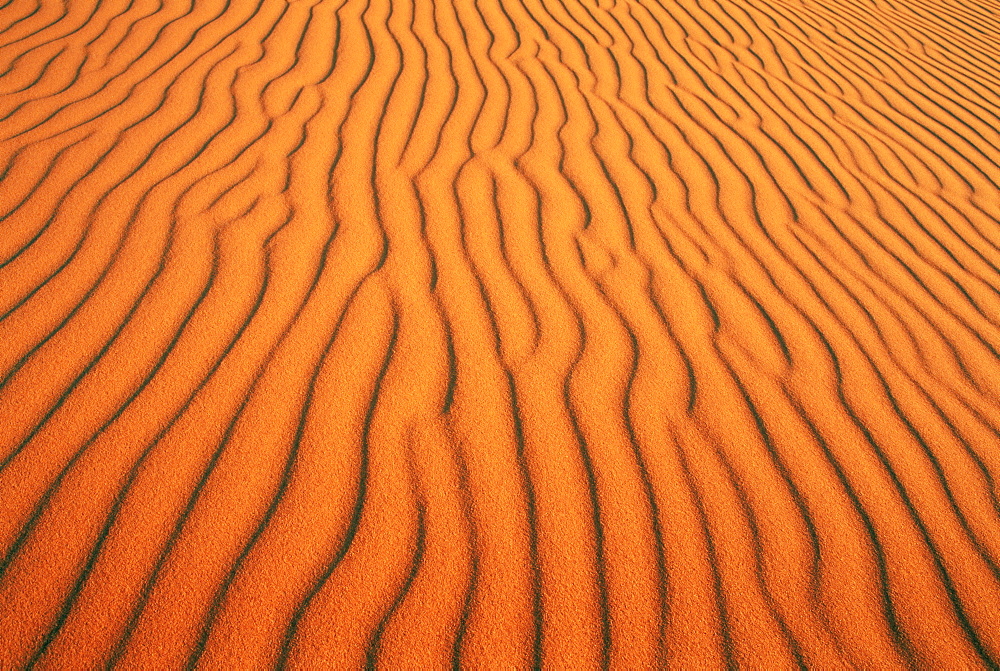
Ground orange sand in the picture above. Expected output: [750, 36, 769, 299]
[2, 0, 1000, 666]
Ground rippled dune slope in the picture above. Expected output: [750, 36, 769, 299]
[3, 0, 1000, 666]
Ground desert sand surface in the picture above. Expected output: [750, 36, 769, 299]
[2, 0, 1000, 666]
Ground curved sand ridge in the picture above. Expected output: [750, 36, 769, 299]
[3, 0, 1000, 665]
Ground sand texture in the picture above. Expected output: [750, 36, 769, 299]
[2, 0, 1000, 666]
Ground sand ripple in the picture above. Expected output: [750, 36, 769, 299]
[2, 0, 1000, 665]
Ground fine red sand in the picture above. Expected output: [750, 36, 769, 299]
[3, 0, 1000, 666]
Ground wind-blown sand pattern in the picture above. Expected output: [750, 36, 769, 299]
[2, 0, 1000, 665]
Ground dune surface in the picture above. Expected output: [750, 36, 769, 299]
[3, 0, 1000, 666]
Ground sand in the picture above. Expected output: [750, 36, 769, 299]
[2, 0, 1000, 666]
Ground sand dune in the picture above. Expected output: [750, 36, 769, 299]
[2, 0, 1000, 666]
